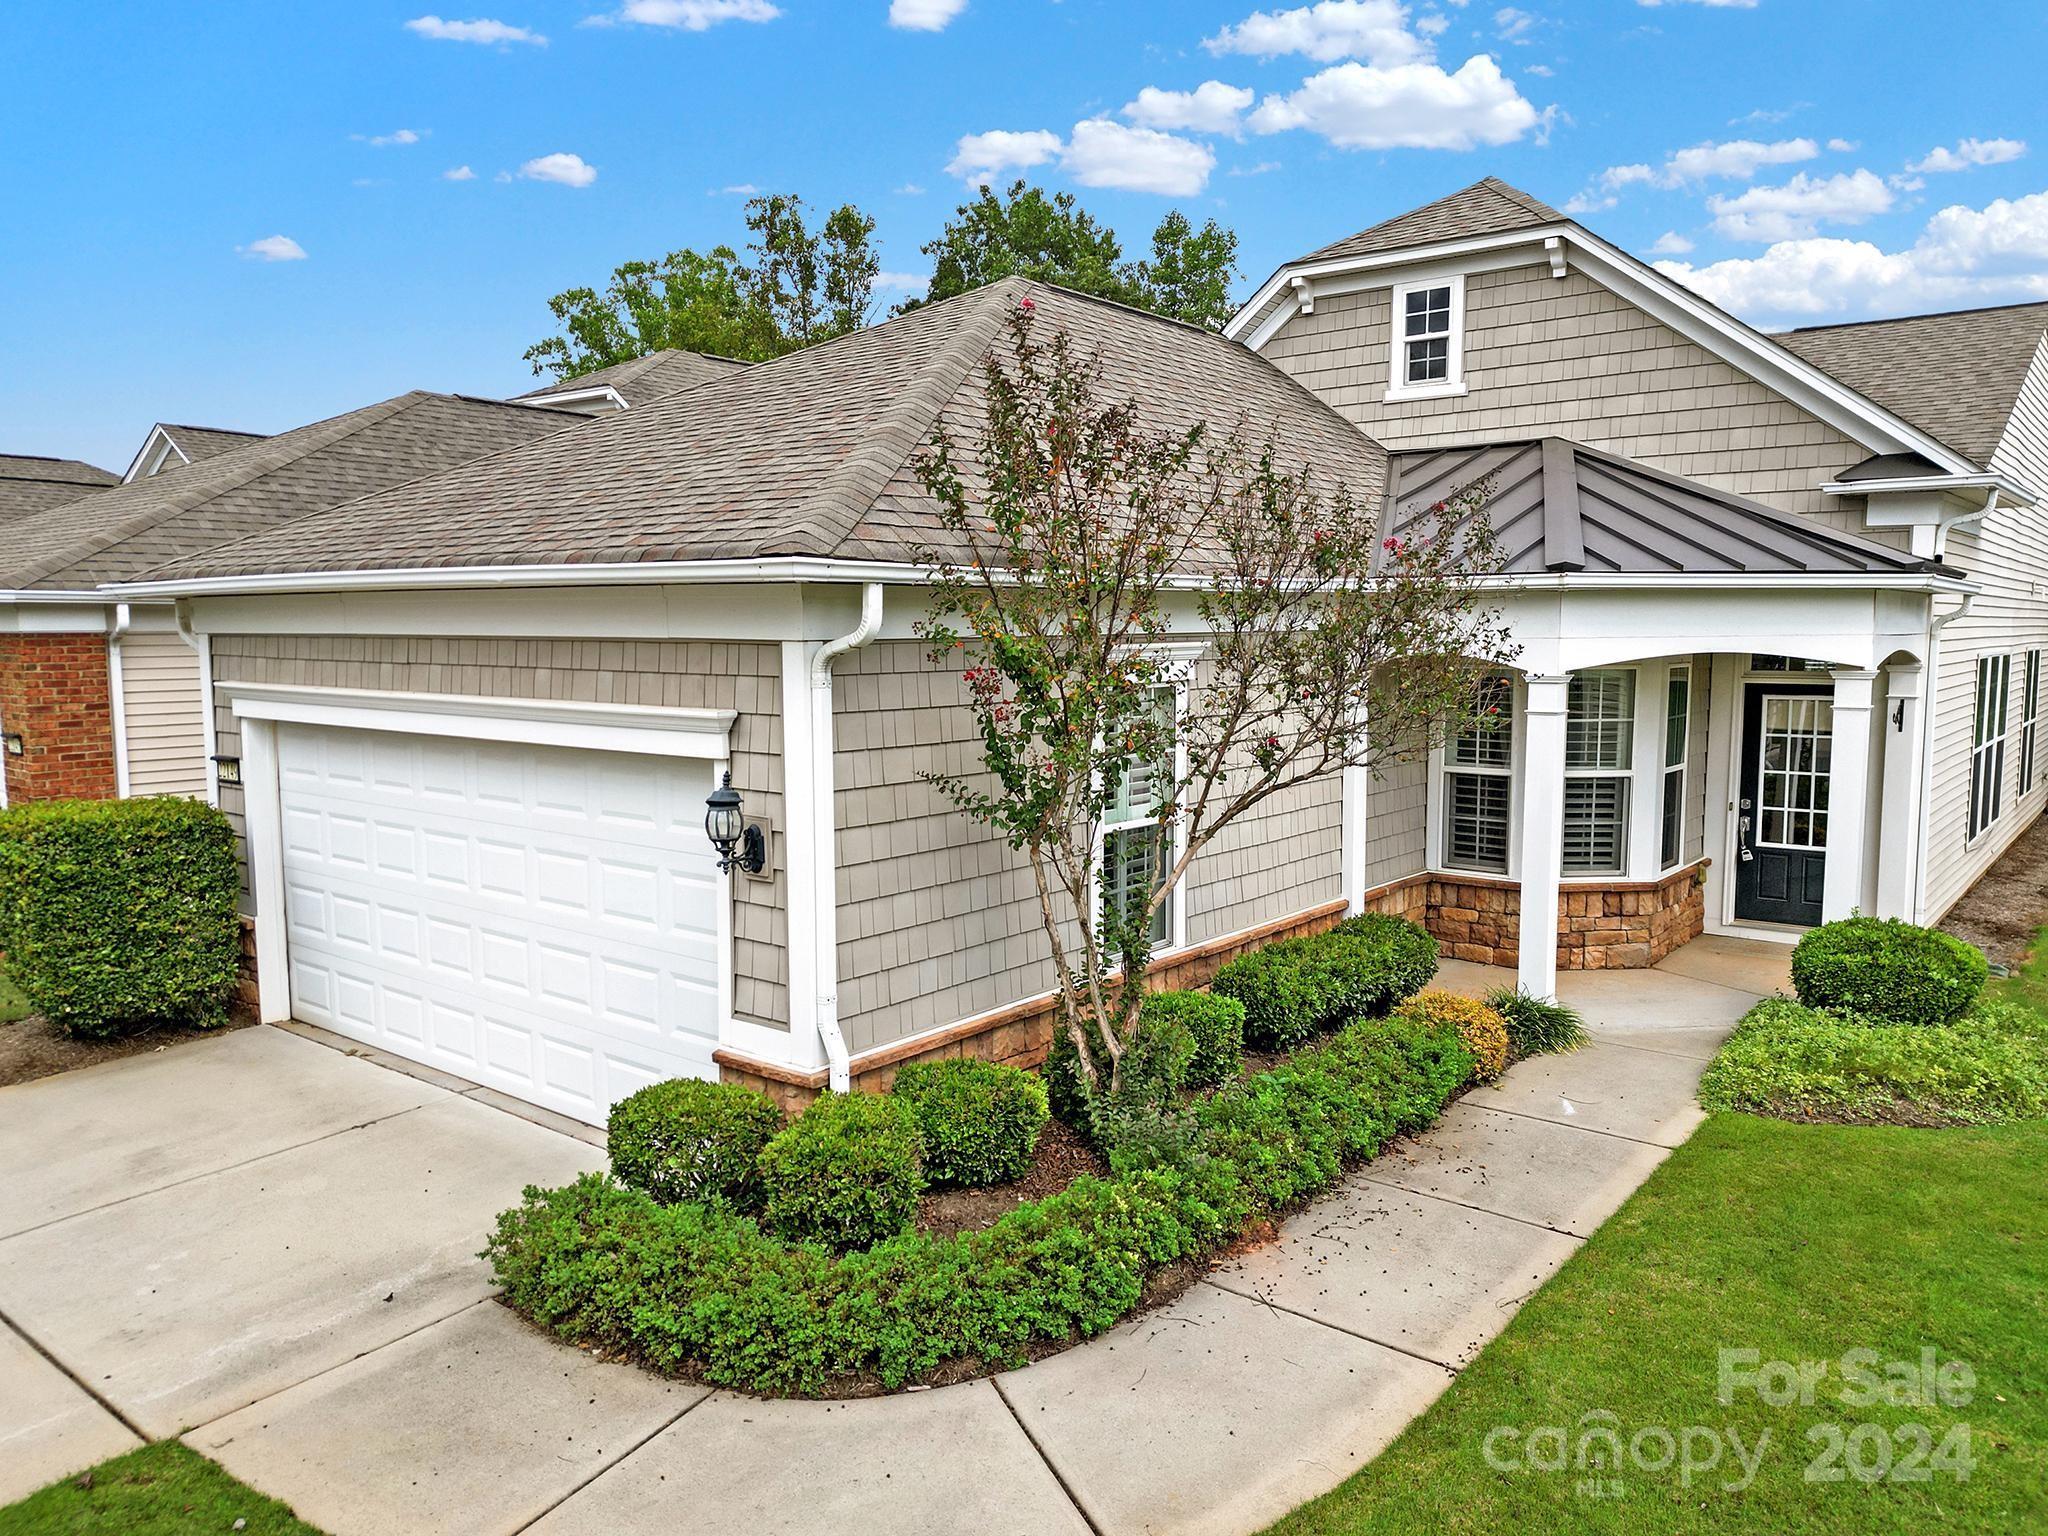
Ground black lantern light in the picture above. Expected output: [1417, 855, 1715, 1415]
[704, 771, 766, 875]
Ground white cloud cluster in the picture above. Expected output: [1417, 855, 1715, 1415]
[1065, 119, 1216, 196]
[1707, 168, 1893, 241]
[1248, 55, 1542, 151]
[1122, 81, 1255, 137]
[239, 235, 307, 262]
[518, 152, 598, 187]
[443, 164, 476, 181]
[946, 129, 1063, 186]
[607, 0, 780, 28]
[1203, 0, 1427, 64]
[358, 128, 424, 147]
[889, 0, 967, 31]
[1910, 137, 2027, 175]
[1657, 189, 2048, 318]
[404, 15, 547, 45]
[1637, 0, 1757, 8]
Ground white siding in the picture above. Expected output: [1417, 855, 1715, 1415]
[119, 631, 208, 798]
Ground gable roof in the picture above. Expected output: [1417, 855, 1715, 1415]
[515, 349, 750, 411]
[129, 279, 1390, 588]
[1383, 438, 1947, 579]
[0, 455, 119, 523]
[0, 393, 581, 593]
[125, 423, 270, 481]
[1296, 178, 1564, 267]
[1777, 302, 2048, 469]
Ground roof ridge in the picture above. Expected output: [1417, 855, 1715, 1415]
[158, 423, 266, 437]
[1784, 298, 2048, 336]
[3, 393, 428, 588]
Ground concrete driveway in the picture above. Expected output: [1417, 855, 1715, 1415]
[0, 937, 1787, 1534]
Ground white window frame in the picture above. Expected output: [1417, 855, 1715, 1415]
[1562, 669, 1634, 878]
[1386, 273, 1467, 402]
[1093, 680, 1190, 957]
[1659, 663, 1691, 872]
[1969, 653, 2011, 843]
[2020, 650, 2041, 799]
[1439, 671, 1516, 876]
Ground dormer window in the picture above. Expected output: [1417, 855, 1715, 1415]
[1387, 274, 1466, 400]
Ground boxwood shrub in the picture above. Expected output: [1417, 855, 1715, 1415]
[608, 1078, 784, 1210]
[1212, 912, 1439, 1048]
[485, 1012, 1473, 1397]
[759, 1091, 924, 1249]
[0, 796, 240, 1038]
[891, 1058, 1048, 1187]
[1142, 990, 1245, 1088]
[1790, 917, 1988, 1025]
[1396, 990, 1510, 1081]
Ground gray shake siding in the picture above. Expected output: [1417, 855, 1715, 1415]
[1261, 262, 1884, 540]
[209, 635, 791, 1029]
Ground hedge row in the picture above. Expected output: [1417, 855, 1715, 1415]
[1211, 912, 1439, 1049]
[486, 1013, 1474, 1397]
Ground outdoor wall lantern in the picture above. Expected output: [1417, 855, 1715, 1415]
[1, 733, 20, 757]
[704, 771, 766, 875]
[211, 754, 243, 787]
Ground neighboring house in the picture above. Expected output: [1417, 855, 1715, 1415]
[122, 422, 269, 483]
[513, 348, 750, 415]
[104, 187, 2048, 1132]
[0, 392, 586, 807]
[0, 454, 117, 524]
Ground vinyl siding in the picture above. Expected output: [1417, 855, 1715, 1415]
[1922, 334, 2048, 919]
[208, 635, 791, 1028]
[1364, 740, 1430, 890]
[1262, 262, 1885, 539]
[118, 631, 208, 797]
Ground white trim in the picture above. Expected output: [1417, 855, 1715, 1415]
[515, 384, 629, 414]
[106, 604, 131, 798]
[121, 425, 191, 484]
[240, 717, 291, 1023]
[1820, 472, 2034, 502]
[221, 682, 735, 759]
[1386, 272, 1467, 402]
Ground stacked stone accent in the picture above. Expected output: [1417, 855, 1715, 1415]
[1364, 862, 1708, 970]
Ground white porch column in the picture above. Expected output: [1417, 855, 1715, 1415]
[1517, 675, 1570, 999]
[1822, 669, 1878, 923]
[1874, 661, 1925, 920]
[1342, 709, 1370, 913]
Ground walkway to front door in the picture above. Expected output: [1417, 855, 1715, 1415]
[0, 938, 1789, 1535]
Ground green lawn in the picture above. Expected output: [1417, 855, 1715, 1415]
[0, 1444, 325, 1536]
[1267, 1113, 2047, 1534]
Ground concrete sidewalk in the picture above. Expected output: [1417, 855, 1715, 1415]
[0, 937, 1787, 1534]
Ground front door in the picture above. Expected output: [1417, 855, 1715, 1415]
[1734, 684, 1831, 926]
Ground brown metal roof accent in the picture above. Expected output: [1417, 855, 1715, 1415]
[1538, 436, 1585, 572]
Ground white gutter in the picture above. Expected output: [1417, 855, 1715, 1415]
[1820, 472, 2039, 506]
[804, 581, 884, 1092]
[106, 603, 132, 797]
[175, 600, 221, 806]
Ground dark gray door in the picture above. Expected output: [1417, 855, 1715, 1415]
[1734, 684, 1831, 926]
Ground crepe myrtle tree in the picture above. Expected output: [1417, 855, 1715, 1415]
[915, 299, 1512, 1106]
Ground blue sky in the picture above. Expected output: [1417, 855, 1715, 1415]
[5, 0, 2046, 471]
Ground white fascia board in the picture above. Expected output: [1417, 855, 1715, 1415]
[120, 425, 186, 484]
[221, 680, 735, 759]
[104, 556, 940, 601]
[1821, 472, 2039, 506]
[1483, 570, 1976, 595]
[1229, 222, 1983, 478]
[514, 385, 629, 413]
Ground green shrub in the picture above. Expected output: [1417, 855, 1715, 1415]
[1397, 990, 1510, 1081]
[1699, 996, 2048, 1126]
[891, 1059, 1048, 1187]
[608, 1078, 784, 1210]
[1484, 986, 1589, 1057]
[1212, 913, 1438, 1049]
[485, 1012, 1471, 1398]
[1043, 1015, 1107, 1130]
[1142, 990, 1245, 1088]
[1790, 917, 1987, 1025]
[0, 797, 240, 1038]
[759, 1091, 924, 1249]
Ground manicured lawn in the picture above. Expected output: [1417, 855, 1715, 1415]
[0, 1443, 325, 1535]
[1267, 1113, 2047, 1534]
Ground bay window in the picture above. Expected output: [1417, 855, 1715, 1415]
[1659, 665, 1690, 870]
[1563, 670, 1633, 875]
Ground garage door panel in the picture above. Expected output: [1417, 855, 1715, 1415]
[277, 723, 724, 1125]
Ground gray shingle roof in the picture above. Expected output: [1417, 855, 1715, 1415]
[0, 393, 580, 591]
[151, 424, 269, 471]
[1777, 302, 2048, 469]
[516, 349, 750, 409]
[1383, 439, 1945, 578]
[1296, 178, 1564, 267]
[139, 278, 1390, 584]
[0, 456, 119, 523]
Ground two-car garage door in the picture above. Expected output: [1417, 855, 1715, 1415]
[276, 723, 723, 1126]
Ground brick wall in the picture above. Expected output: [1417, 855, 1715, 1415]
[0, 633, 118, 802]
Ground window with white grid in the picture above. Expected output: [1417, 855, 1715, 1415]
[1970, 655, 2010, 841]
[1098, 686, 1176, 947]
[2020, 651, 2040, 799]
[1757, 695, 1833, 850]
[1562, 669, 1633, 875]
[1388, 275, 1463, 396]
[1660, 665, 1690, 870]
[1443, 672, 1513, 873]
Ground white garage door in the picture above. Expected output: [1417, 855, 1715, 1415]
[277, 723, 723, 1125]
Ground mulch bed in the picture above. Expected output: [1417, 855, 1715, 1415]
[0, 1012, 256, 1090]
[1940, 809, 2048, 971]
[916, 1118, 1108, 1239]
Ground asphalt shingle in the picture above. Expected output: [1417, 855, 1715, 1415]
[516, 349, 750, 409]
[0, 455, 119, 524]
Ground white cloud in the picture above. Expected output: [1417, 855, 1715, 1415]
[518, 152, 598, 187]
[1525, 61, 1553, 76]
[1708, 169, 1893, 242]
[1063, 118, 1215, 196]
[357, 128, 423, 147]
[889, 0, 967, 30]
[1649, 230, 1694, 255]
[1123, 81, 1255, 137]
[710, 182, 760, 195]
[1638, 0, 1757, 8]
[1494, 6, 1536, 41]
[1657, 189, 2048, 319]
[404, 15, 547, 45]
[876, 270, 931, 292]
[1416, 12, 1449, 35]
[893, 182, 926, 195]
[1661, 136, 1816, 184]
[443, 165, 476, 180]
[606, 0, 780, 28]
[1827, 137, 1858, 153]
[1248, 55, 1544, 152]
[239, 235, 307, 262]
[946, 128, 1063, 186]
[1230, 160, 1283, 176]
[1204, 1, 1427, 65]
[1910, 137, 2027, 175]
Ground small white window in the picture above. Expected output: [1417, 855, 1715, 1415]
[1442, 673, 1514, 873]
[1563, 669, 1633, 875]
[1659, 665, 1691, 870]
[1388, 275, 1465, 400]
[1969, 654, 2011, 841]
[1097, 685, 1178, 949]
[2019, 650, 2040, 798]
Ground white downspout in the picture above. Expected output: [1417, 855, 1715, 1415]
[1913, 588, 1977, 924]
[175, 600, 221, 806]
[107, 603, 132, 798]
[808, 582, 884, 1091]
